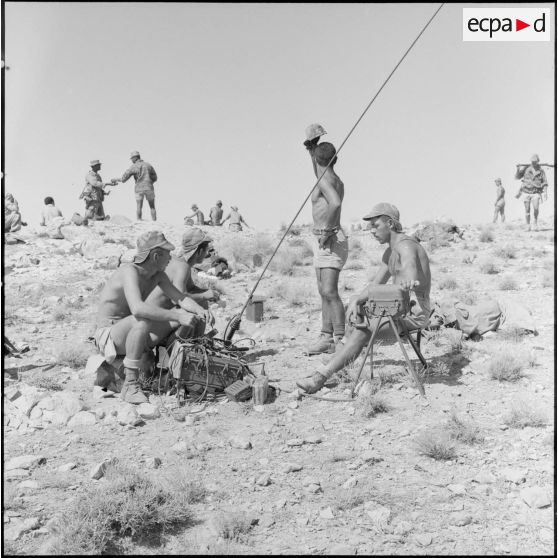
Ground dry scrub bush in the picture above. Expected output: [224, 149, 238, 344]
[498, 275, 518, 291]
[487, 350, 525, 382]
[493, 244, 517, 259]
[479, 260, 500, 274]
[478, 227, 494, 243]
[438, 276, 459, 290]
[269, 248, 303, 275]
[414, 430, 457, 461]
[457, 290, 478, 305]
[503, 401, 547, 429]
[442, 329, 463, 354]
[447, 411, 484, 445]
[52, 308, 69, 322]
[216, 233, 274, 270]
[358, 393, 390, 418]
[333, 490, 366, 512]
[269, 280, 319, 308]
[349, 237, 364, 254]
[497, 327, 528, 344]
[56, 345, 91, 369]
[26, 375, 63, 391]
[49, 462, 193, 555]
[461, 253, 475, 265]
[211, 511, 253, 541]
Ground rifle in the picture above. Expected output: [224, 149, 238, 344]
[516, 163, 554, 168]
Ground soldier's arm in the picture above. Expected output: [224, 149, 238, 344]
[221, 213, 230, 223]
[150, 166, 158, 182]
[121, 167, 134, 183]
[394, 243, 420, 291]
[514, 165, 528, 180]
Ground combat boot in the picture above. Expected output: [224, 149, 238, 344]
[296, 371, 329, 394]
[305, 334, 334, 356]
[120, 368, 148, 404]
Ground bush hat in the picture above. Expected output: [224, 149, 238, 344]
[133, 231, 175, 264]
[181, 228, 212, 261]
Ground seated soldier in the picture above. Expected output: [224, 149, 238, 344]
[4, 193, 24, 232]
[94, 230, 208, 404]
[147, 228, 220, 323]
[297, 203, 431, 394]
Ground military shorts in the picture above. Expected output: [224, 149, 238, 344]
[136, 191, 155, 202]
[311, 229, 349, 270]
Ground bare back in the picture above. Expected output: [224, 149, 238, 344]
[311, 169, 344, 229]
[96, 264, 163, 324]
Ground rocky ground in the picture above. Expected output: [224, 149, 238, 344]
[3, 216, 555, 555]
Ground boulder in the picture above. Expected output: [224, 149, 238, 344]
[520, 487, 551, 509]
[4, 517, 40, 541]
[6, 455, 46, 471]
[68, 411, 96, 428]
[90, 458, 118, 480]
[137, 403, 161, 420]
[117, 404, 141, 426]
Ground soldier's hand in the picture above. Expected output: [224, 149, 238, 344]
[304, 137, 319, 150]
[179, 296, 205, 316]
[399, 279, 420, 292]
[347, 299, 360, 324]
[176, 310, 198, 328]
[203, 289, 220, 302]
[318, 232, 334, 249]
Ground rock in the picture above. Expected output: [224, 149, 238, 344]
[296, 516, 309, 526]
[393, 521, 413, 535]
[117, 404, 141, 426]
[108, 214, 132, 226]
[361, 450, 382, 463]
[254, 405, 265, 413]
[256, 474, 271, 486]
[6, 455, 46, 471]
[49, 392, 84, 425]
[29, 407, 43, 421]
[171, 441, 193, 455]
[5, 387, 22, 401]
[447, 483, 467, 495]
[366, 505, 391, 530]
[286, 438, 304, 447]
[320, 507, 335, 520]
[288, 401, 299, 410]
[329, 544, 356, 555]
[18, 480, 40, 490]
[4, 517, 40, 541]
[414, 533, 433, 547]
[68, 411, 96, 428]
[501, 468, 526, 484]
[342, 477, 358, 490]
[520, 487, 551, 509]
[472, 471, 496, 484]
[450, 512, 472, 526]
[37, 397, 55, 411]
[57, 462, 77, 472]
[282, 463, 303, 474]
[147, 457, 162, 469]
[303, 435, 322, 445]
[12, 392, 41, 416]
[5, 469, 30, 480]
[86, 355, 107, 377]
[229, 436, 252, 450]
[137, 403, 161, 420]
[90, 458, 117, 480]
[260, 513, 275, 528]
[95, 409, 106, 420]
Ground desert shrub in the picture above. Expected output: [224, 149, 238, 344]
[487, 350, 525, 382]
[268, 280, 319, 308]
[33, 468, 75, 489]
[216, 234, 274, 270]
[49, 462, 193, 554]
[195, 275, 226, 295]
[56, 345, 91, 369]
[478, 227, 494, 243]
[479, 260, 500, 274]
[442, 329, 463, 354]
[414, 430, 457, 461]
[26, 376, 63, 391]
[211, 511, 253, 541]
[493, 244, 517, 259]
[498, 275, 518, 291]
[428, 360, 450, 376]
[461, 253, 475, 265]
[358, 393, 390, 418]
[446, 411, 484, 445]
[503, 401, 547, 429]
[269, 248, 303, 275]
[287, 238, 313, 259]
[497, 327, 528, 344]
[457, 290, 478, 305]
[52, 308, 69, 322]
[438, 276, 459, 290]
[334, 490, 366, 511]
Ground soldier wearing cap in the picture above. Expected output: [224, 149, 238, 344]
[515, 154, 548, 231]
[184, 204, 206, 226]
[147, 228, 220, 318]
[303, 123, 348, 355]
[222, 205, 249, 232]
[210, 200, 224, 226]
[493, 178, 506, 224]
[94, 231, 208, 404]
[80, 160, 115, 221]
[297, 203, 431, 394]
[121, 151, 158, 221]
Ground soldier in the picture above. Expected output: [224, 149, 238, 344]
[222, 205, 249, 232]
[184, 204, 206, 225]
[515, 154, 548, 231]
[121, 151, 158, 221]
[210, 200, 224, 226]
[493, 178, 505, 223]
[80, 160, 114, 221]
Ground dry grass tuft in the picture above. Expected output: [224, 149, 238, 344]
[26, 375, 64, 391]
[333, 489, 366, 511]
[414, 430, 457, 461]
[478, 227, 494, 243]
[56, 345, 91, 369]
[487, 350, 525, 382]
[269, 248, 303, 275]
[493, 244, 517, 259]
[438, 276, 459, 291]
[358, 393, 390, 418]
[503, 401, 547, 429]
[268, 280, 319, 308]
[211, 511, 253, 541]
[479, 260, 500, 275]
[442, 329, 463, 354]
[497, 327, 528, 344]
[498, 275, 519, 291]
[446, 411, 484, 445]
[49, 462, 193, 555]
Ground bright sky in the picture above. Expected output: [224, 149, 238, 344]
[3, 2, 555, 230]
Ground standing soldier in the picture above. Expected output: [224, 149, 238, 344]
[493, 178, 505, 223]
[515, 154, 548, 231]
[80, 160, 114, 221]
[121, 151, 158, 221]
[210, 200, 224, 226]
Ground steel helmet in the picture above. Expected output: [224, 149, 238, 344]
[305, 123, 327, 141]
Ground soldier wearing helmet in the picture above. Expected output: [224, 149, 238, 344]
[303, 123, 348, 356]
[514, 154, 549, 231]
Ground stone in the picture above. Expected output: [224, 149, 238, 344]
[393, 521, 413, 535]
[50, 392, 84, 424]
[90, 458, 117, 480]
[5, 469, 30, 480]
[520, 487, 551, 509]
[260, 513, 275, 528]
[4, 517, 40, 541]
[57, 462, 77, 472]
[37, 397, 55, 411]
[361, 450, 382, 463]
[288, 401, 299, 410]
[12, 392, 41, 416]
[148, 457, 162, 469]
[171, 441, 190, 454]
[229, 436, 252, 450]
[450, 512, 472, 526]
[501, 468, 526, 484]
[6, 455, 46, 471]
[447, 483, 467, 495]
[117, 404, 141, 426]
[286, 438, 304, 447]
[29, 407, 43, 421]
[68, 411, 96, 428]
[342, 477, 358, 490]
[256, 474, 271, 486]
[137, 403, 161, 420]
[281, 463, 303, 474]
[320, 507, 335, 520]
[18, 480, 40, 490]
[366, 505, 391, 530]
[414, 534, 433, 547]
[472, 472, 496, 484]
[303, 435, 322, 445]
[95, 409, 106, 420]
[5, 387, 22, 401]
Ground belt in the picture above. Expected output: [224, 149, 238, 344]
[312, 226, 339, 236]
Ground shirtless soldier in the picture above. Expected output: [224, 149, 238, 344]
[94, 231, 208, 404]
[146, 228, 221, 320]
[493, 178, 505, 223]
[297, 203, 431, 394]
[304, 123, 348, 355]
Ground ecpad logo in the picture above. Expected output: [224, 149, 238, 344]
[463, 8, 550, 41]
